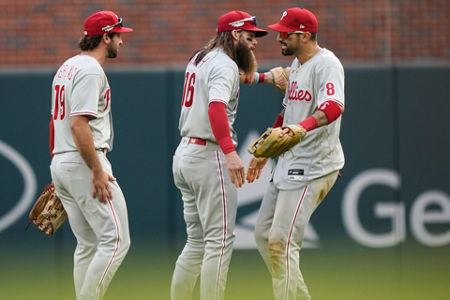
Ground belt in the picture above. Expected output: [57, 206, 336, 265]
[187, 137, 207, 146]
[54, 148, 108, 155]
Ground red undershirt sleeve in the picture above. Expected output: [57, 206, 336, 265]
[49, 117, 54, 157]
[318, 100, 343, 123]
[272, 113, 284, 128]
[208, 101, 235, 154]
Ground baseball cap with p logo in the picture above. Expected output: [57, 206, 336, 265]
[217, 10, 267, 37]
[84, 10, 133, 36]
[268, 7, 318, 33]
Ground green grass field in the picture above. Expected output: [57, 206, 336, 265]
[1, 244, 448, 300]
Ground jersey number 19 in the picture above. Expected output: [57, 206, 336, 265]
[53, 84, 66, 120]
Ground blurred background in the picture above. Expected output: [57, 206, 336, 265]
[0, 1, 449, 299]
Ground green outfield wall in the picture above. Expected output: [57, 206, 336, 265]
[0, 66, 449, 300]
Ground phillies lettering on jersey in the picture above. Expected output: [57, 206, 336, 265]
[287, 81, 312, 102]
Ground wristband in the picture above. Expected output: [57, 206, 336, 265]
[258, 72, 265, 83]
[299, 116, 319, 131]
[249, 72, 266, 84]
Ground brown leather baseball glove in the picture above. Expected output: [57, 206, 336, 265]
[248, 125, 307, 158]
[28, 183, 67, 235]
[269, 67, 290, 93]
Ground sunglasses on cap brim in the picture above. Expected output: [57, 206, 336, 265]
[228, 16, 257, 27]
[102, 18, 123, 32]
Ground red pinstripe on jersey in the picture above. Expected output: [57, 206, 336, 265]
[215, 151, 228, 298]
[285, 185, 309, 297]
[97, 199, 121, 296]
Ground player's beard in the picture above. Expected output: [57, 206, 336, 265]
[107, 43, 118, 59]
[281, 43, 295, 56]
[235, 41, 257, 77]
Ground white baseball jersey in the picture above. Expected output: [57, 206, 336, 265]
[178, 48, 240, 144]
[273, 48, 345, 189]
[51, 54, 113, 154]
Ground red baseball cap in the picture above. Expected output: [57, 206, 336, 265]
[268, 8, 318, 33]
[84, 10, 133, 36]
[217, 10, 267, 37]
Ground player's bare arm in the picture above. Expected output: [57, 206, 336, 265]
[70, 115, 114, 203]
[225, 151, 245, 188]
[246, 157, 268, 183]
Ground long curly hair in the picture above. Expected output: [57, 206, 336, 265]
[192, 32, 236, 66]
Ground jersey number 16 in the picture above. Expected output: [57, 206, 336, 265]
[181, 72, 196, 107]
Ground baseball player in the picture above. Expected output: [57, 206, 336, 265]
[49, 11, 133, 300]
[246, 7, 345, 300]
[171, 10, 267, 300]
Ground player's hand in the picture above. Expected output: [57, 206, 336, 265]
[224, 151, 245, 188]
[246, 157, 268, 183]
[92, 168, 116, 203]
